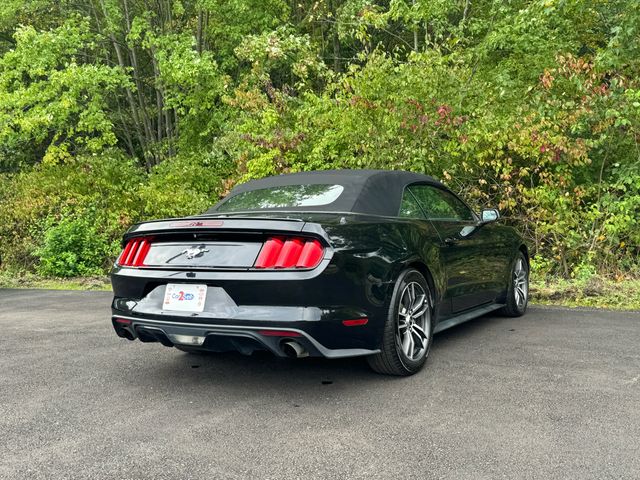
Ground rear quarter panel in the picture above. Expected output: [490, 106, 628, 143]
[320, 215, 446, 311]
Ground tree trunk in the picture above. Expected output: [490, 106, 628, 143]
[123, 0, 158, 166]
[412, 0, 419, 51]
[197, 10, 204, 54]
[329, 0, 341, 72]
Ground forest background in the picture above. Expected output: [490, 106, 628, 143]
[0, 0, 638, 307]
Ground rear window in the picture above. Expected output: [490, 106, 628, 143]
[215, 184, 344, 212]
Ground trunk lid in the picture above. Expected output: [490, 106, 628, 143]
[119, 215, 329, 271]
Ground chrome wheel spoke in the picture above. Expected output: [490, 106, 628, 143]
[412, 306, 428, 318]
[402, 330, 414, 357]
[412, 323, 427, 338]
[411, 325, 428, 347]
[396, 280, 431, 361]
[512, 258, 529, 308]
[410, 294, 426, 315]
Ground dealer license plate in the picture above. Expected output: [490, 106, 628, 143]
[163, 284, 207, 312]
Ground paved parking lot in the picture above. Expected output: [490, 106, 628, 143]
[1, 289, 639, 479]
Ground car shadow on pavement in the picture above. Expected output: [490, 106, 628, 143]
[433, 313, 508, 346]
[122, 312, 509, 396]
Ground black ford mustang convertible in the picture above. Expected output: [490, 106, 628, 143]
[111, 170, 529, 375]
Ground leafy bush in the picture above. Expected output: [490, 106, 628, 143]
[35, 212, 116, 277]
[0, 151, 230, 276]
[0, 0, 638, 281]
[0, 153, 142, 272]
[138, 151, 233, 218]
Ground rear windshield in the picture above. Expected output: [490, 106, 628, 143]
[215, 184, 344, 212]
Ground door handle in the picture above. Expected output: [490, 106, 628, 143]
[444, 237, 459, 246]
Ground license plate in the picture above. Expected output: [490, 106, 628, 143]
[163, 284, 207, 312]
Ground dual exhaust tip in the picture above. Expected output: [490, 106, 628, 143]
[115, 320, 308, 358]
[281, 340, 308, 358]
[115, 326, 135, 341]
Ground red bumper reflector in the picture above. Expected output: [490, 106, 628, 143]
[342, 318, 369, 327]
[114, 317, 132, 325]
[258, 330, 302, 337]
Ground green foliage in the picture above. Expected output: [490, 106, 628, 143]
[138, 151, 233, 217]
[35, 212, 116, 277]
[0, 18, 131, 169]
[235, 26, 329, 90]
[0, 153, 143, 271]
[0, 0, 638, 281]
[0, 151, 230, 275]
[151, 32, 230, 154]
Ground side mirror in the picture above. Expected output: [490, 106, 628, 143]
[480, 208, 500, 224]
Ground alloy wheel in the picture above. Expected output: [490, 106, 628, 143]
[396, 282, 431, 361]
[513, 258, 529, 309]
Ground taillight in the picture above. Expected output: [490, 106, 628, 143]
[117, 237, 151, 267]
[254, 237, 324, 269]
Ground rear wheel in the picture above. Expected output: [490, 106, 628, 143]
[367, 269, 433, 376]
[499, 252, 529, 317]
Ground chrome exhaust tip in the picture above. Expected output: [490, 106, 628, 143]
[116, 327, 135, 341]
[281, 340, 309, 358]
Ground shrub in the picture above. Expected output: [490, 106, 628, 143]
[0, 151, 230, 276]
[35, 212, 117, 277]
[138, 151, 233, 218]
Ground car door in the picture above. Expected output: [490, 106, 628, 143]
[406, 184, 507, 314]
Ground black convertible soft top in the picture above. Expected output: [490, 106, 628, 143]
[210, 169, 443, 217]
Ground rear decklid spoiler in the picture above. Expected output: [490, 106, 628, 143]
[118, 216, 331, 271]
[127, 217, 308, 237]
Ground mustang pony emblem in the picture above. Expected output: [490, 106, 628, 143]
[184, 245, 210, 259]
[166, 244, 210, 263]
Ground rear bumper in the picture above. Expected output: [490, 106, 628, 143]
[112, 314, 379, 359]
[111, 259, 393, 354]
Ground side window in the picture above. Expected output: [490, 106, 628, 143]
[398, 190, 425, 218]
[408, 185, 475, 222]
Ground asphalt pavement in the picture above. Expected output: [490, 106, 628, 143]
[1, 289, 639, 479]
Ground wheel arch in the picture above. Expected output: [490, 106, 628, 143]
[518, 244, 530, 268]
[406, 261, 435, 294]
[404, 261, 440, 319]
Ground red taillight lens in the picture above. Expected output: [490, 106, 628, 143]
[296, 240, 323, 268]
[254, 237, 325, 269]
[123, 239, 140, 265]
[117, 237, 151, 267]
[274, 238, 304, 268]
[132, 238, 151, 266]
[254, 237, 284, 268]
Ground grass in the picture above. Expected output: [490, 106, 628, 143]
[530, 276, 640, 311]
[0, 271, 111, 291]
[1, 270, 638, 310]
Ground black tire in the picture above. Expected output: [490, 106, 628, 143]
[367, 269, 434, 376]
[499, 251, 529, 317]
